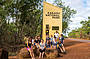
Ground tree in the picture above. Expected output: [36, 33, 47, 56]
[80, 18, 90, 36]
[0, 0, 42, 55]
[68, 17, 90, 39]
[54, 0, 76, 33]
[0, 0, 42, 39]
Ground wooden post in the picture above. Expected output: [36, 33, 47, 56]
[0, 49, 8, 59]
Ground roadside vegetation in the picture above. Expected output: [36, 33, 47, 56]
[68, 17, 90, 40]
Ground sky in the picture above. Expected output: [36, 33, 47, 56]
[46, 0, 90, 33]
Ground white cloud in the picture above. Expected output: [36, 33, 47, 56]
[62, 0, 90, 32]
[86, 0, 90, 7]
[47, 0, 54, 3]
[47, 0, 90, 33]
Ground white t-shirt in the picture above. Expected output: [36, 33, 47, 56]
[32, 39, 34, 44]
[53, 38, 57, 44]
[54, 33, 59, 38]
[40, 43, 45, 50]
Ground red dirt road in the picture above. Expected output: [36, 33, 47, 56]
[9, 39, 90, 59]
[57, 40, 90, 59]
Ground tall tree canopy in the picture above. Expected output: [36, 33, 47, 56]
[54, 0, 76, 33]
[0, 0, 42, 46]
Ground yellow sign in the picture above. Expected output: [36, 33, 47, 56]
[42, 1, 62, 42]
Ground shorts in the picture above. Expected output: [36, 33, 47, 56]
[27, 48, 33, 53]
[61, 44, 64, 47]
[56, 47, 61, 53]
[25, 44, 27, 47]
[51, 42, 53, 45]
[39, 49, 45, 53]
[46, 44, 51, 48]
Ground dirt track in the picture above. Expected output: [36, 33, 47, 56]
[9, 39, 90, 59]
[57, 40, 90, 59]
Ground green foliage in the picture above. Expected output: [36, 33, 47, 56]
[0, 0, 42, 55]
[68, 17, 90, 39]
[54, 0, 76, 33]
[80, 19, 90, 34]
[0, 0, 42, 37]
[68, 30, 80, 38]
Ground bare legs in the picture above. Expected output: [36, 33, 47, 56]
[59, 47, 63, 52]
[42, 52, 45, 58]
[62, 44, 66, 52]
[39, 52, 45, 58]
[28, 48, 35, 59]
[39, 52, 41, 58]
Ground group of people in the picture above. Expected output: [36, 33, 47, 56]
[24, 31, 66, 59]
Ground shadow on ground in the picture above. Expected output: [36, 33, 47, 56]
[64, 40, 83, 47]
